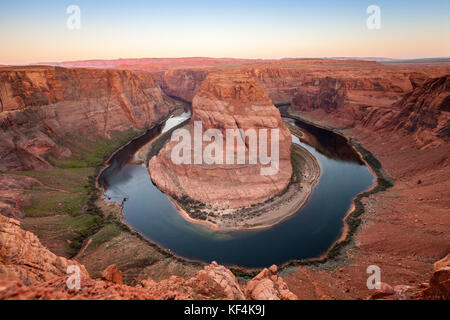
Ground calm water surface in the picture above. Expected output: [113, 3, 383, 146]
[99, 114, 374, 268]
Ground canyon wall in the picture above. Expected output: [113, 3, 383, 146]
[149, 72, 292, 209]
[160, 60, 415, 104]
[161, 68, 209, 102]
[0, 66, 176, 171]
[246, 60, 414, 106]
[360, 75, 450, 148]
[159, 60, 449, 128]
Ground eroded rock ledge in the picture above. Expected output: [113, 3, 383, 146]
[0, 214, 89, 284]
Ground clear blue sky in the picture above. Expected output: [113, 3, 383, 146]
[0, 0, 449, 64]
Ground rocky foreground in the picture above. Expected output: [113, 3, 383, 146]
[0, 214, 297, 300]
[0, 212, 447, 300]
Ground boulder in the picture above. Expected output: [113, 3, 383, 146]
[245, 265, 297, 300]
[101, 264, 123, 285]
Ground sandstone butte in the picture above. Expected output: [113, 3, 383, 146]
[149, 72, 292, 209]
[0, 59, 449, 300]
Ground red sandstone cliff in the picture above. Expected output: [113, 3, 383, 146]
[161, 68, 209, 102]
[149, 72, 292, 209]
[0, 66, 175, 171]
[159, 60, 449, 130]
[0, 214, 89, 284]
[361, 75, 450, 148]
[159, 59, 448, 104]
[246, 60, 413, 106]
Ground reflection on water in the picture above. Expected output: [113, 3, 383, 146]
[99, 115, 374, 268]
[283, 117, 363, 164]
[99, 126, 162, 189]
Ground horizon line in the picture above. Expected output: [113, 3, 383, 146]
[3, 56, 450, 67]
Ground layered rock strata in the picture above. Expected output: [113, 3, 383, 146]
[0, 66, 174, 171]
[0, 214, 89, 284]
[360, 75, 449, 148]
[149, 73, 292, 210]
[161, 59, 449, 105]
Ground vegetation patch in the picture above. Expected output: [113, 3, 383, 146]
[172, 194, 208, 220]
[23, 187, 88, 217]
[21, 214, 103, 257]
[230, 267, 259, 280]
[14, 167, 94, 192]
[18, 129, 147, 257]
[84, 223, 121, 254]
[48, 129, 142, 168]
